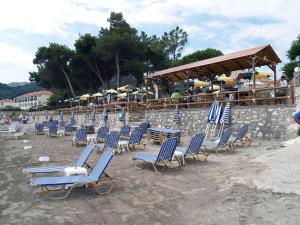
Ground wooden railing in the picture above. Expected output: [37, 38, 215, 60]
[55, 86, 294, 114]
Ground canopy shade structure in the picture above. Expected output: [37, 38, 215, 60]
[147, 44, 281, 83]
[92, 92, 103, 97]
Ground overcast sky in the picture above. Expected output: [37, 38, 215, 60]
[0, 0, 300, 84]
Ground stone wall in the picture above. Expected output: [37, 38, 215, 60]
[145, 105, 296, 140]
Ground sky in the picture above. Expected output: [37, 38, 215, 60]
[0, 0, 300, 84]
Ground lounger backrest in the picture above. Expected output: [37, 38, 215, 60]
[233, 124, 248, 143]
[36, 123, 44, 132]
[187, 133, 205, 154]
[218, 128, 233, 147]
[76, 128, 87, 141]
[89, 148, 114, 182]
[65, 124, 73, 132]
[75, 143, 94, 167]
[97, 127, 109, 139]
[106, 132, 120, 148]
[139, 122, 149, 134]
[20, 127, 27, 135]
[120, 125, 130, 137]
[59, 120, 65, 127]
[128, 128, 143, 144]
[49, 124, 58, 134]
[156, 137, 178, 161]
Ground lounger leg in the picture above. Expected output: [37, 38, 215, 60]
[151, 162, 162, 175]
[41, 185, 74, 200]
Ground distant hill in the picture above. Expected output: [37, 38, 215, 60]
[7, 82, 29, 87]
[0, 82, 45, 100]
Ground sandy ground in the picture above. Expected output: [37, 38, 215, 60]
[0, 123, 299, 225]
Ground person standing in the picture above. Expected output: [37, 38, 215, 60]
[171, 89, 181, 104]
[278, 75, 288, 87]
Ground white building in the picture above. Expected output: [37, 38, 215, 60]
[0, 99, 15, 108]
[14, 90, 53, 110]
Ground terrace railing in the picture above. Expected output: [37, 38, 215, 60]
[56, 86, 294, 114]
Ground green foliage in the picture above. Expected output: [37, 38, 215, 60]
[287, 35, 300, 61]
[47, 89, 66, 107]
[282, 61, 298, 81]
[173, 48, 223, 66]
[282, 34, 300, 81]
[162, 26, 188, 61]
[297, 127, 300, 136]
[0, 82, 44, 99]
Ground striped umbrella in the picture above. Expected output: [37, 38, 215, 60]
[91, 108, 96, 121]
[59, 112, 63, 121]
[118, 109, 126, 124]
[211, 103, 223, 138]
[218, 102, 231, 136]
[71, 111, 75, 120]
[205, 101, 218, 135]
[173, 107, 181, 125]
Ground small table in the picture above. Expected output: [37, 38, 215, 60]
[64, 167, 88, 188]
[87, 134, 97, 143]
[64, 167, 87, 176]
[173, 150, 185, 165]
[147, 128, 181, 144]
[118, 140, 129, 152]
[57, 130, 64, 136]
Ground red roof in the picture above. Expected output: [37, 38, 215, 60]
[148, 44, 281, 81]
[15, 90, 53, 99]
[0, 99, 14, 103]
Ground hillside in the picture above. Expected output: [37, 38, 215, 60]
[0, 82, 45, 100]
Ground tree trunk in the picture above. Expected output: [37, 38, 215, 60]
[71, 78, 84, 92]
[61, 65, 76, 97]
[88, 62, 105, 84]
[115, 52, 120, 88]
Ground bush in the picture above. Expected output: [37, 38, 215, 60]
[0, 105, 21, 111]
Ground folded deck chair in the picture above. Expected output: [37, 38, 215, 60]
[202, 128, 233, 154]
[48, 124, 58, 137]
[35, 123, 45, 135]
[23, 143, 95, 176]
[71, 128, 87, 146]
[118, 128, 145, 152]
[229, 124, 251, 150]
[64, 124, 73, 135]
[132, 137, 178, 175]
[30, 148, 116, 199]
[96, 127, 109, 143]
[2, 126, 28, 139]
[96, 132, 120, 154]
[174, 132, 208, 164]
[120, 125, 131, 139]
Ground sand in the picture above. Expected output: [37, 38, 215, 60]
[0, 123, 299, 225]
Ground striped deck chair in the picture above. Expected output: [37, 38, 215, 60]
[132, 137, 178, 175]
[96, 127, 109, 143]
[23, 144, 95, 176]
[64, 124, 73, 136]
[202, 128, 233, 154]
[2, 126, 28, 139]
[48, 124, 58, 137]
[139, 122, 149, 135]
[96, 132, 120, 154]
[30, 148, 116, 200]
[120, 125, 131, 139]
[174, 132, 208, 164]
[35, 123, 45, 135]
[59, 120, 65, 128]
[118, 128, 145, 152]
[229, 124, 251, 150]
[71, 128, 88, 146]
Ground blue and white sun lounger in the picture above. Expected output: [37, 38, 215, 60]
[30, 148, 116, 199]
[23, 144, 95, 175]
[132, 137, 178, 174]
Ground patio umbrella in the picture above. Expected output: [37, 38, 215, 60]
[91, 108, 96, 121]
[59, 112, 63, 121]
[101, 107, 108, 126]
[211, 103, 223, 138]
[92, 92, 103, 97]
[80, 94, 90, 101]
[106, 89, 118, 94]
[173, 106, 181, 125]
[194, 80, 210, 88]
[118, 108, 126, 124]
[218, 102, 231, 136]
[71, 111, 75, 120]
[205, 101, 218, 136]
[117, 92, 127, 98]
